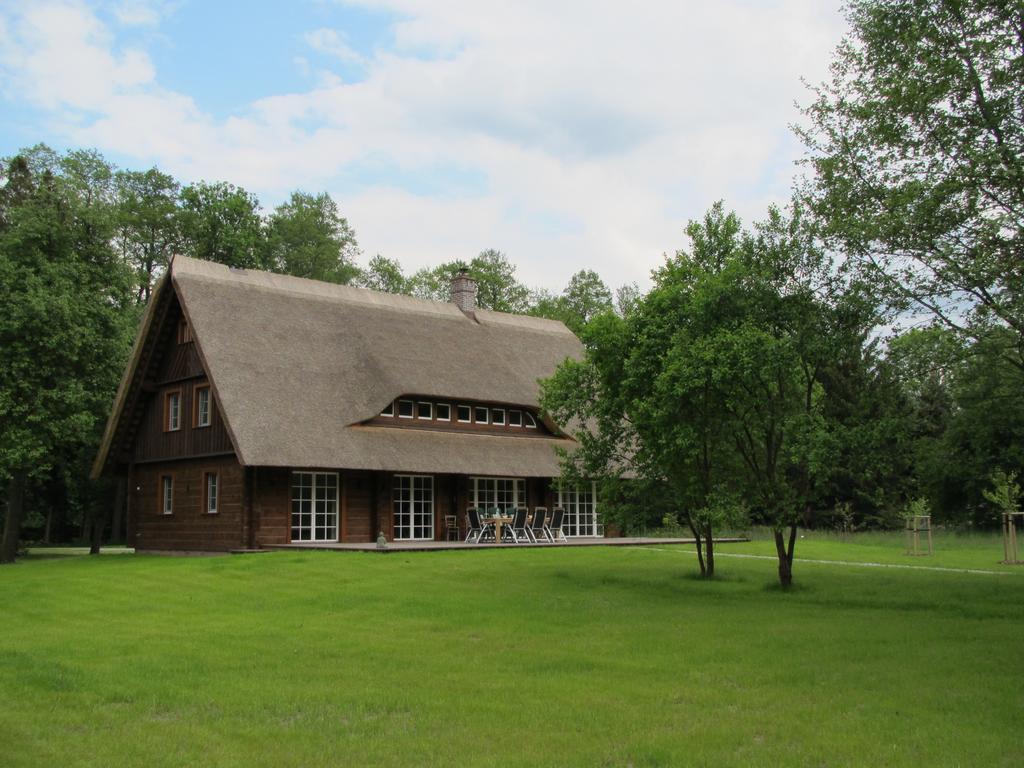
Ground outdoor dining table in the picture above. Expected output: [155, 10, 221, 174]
[483, 511, 513, 543]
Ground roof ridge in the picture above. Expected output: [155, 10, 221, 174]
[171, 254, 576, 335]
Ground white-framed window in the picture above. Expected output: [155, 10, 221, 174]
[474, 406, 489, 424]
[160, 475, 173, 515]
[524, 412, 537, 429]
[205, 472, 218, 514]
[290, 472, 339, 542]
[393, 475, 434, 540]
[165, 391, 181, 432]
[558, 482, 601, 537]
[457, 404, 472, 423]
[509, 410, 523, 427]
[417, 401, 433, 420]
[397, 400, 414, 418]
[471, 477, 526, 515]
[381, 401, 394, 417]
[194, 386, 211, 427]
[436, 403, 451, 421]
[492, 408, 505, 425]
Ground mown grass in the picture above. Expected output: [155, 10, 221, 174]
[712, 527, 1022, 572]
[2, 543, 1023, 767]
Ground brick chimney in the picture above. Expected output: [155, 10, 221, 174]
[450, 268, 477, 313]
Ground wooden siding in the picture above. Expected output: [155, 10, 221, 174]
[133, 377, 234, 462]
[129, 456, 245, 551]
[130, 467, 567, 550]
[155, 334, 205, 382]
[253, 468, 290, 547]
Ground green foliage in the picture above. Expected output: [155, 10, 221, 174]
[543, 200, 901, 584]
[359, 254, 410, 294]
[408, 249, 531, 312]
[178, 181, 266, 269]
[529, 269, 614, 333]
[801, 0, 1024, 375]
[264, 191, 361, 284]
[0, 151, 136, 559]
[982, 470, 1020, 517]
[902, 496, 932, 522]
[113, 167, 180, 302]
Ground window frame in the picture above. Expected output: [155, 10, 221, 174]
[397, 399, 415, 419]
[417, 401, 433, 420]
[457, 404, 472, 423]
[474, 406, 490, 425]
[471, 476, 527, 514]
[193, 384, 212, 428]
[380, 401, 394, 417]
[204, 471, 219, 515]
[160, 474, 174, 515]
[509, 410, 523, 427]
[491, 408, 506, 426]
[177, 319, 193, 344]
[524, 411, 537, 429]
[435, 402, 451, 421]
[290, 471, 340, 543]
[163, 389, 182, 432]
[557, 481, 601, 537]
[392, 474, 435, 541]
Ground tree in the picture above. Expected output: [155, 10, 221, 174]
[178, 181, 266, 269]
[264, 191, 360, 284]
[467, 249, 530, 313]
[0, 155, 134, 563]
[800, 0, 1024, 377]
[115, 168, 181, 302]
[407, 250, 530, 312]
[530, 270, 614, 333]
[614, 283, 642, 317]
[544, 203, 861, 586]
[359, 254, 410, 294]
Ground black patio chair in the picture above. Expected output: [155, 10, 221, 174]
[529, 507, 547, 543]
[465, 507, 492, 543]
[509, 507, 530, 543]
[546, 508, 567, 543]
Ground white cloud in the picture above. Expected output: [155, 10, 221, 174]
[304, 27, 366, 66]
[112, 0, 173, 27]
[0, 0, 848, 290]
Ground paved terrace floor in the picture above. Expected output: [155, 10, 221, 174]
[261, 537, 747, 553]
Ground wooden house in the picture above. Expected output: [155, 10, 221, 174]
[91, 256, 601, 551]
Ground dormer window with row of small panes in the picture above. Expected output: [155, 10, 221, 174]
[377, 397, 540, 431]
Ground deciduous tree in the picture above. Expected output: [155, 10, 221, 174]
[264, 191, 360, 284]
[178, 181, 266, 269]
[0, 155, 134, 563]
[800, 0, 1024, 376]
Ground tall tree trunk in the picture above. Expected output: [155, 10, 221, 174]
[704, 525, 715, 577]
[89, 498, 109, 556]
[43, 507, 53, 545]
[1, 471, 28, 564]
[687, 518, 707, 577]
[774, 527, 794, 587]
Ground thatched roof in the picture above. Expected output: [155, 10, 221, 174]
[94, 256, 583, 477]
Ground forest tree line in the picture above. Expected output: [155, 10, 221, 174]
[1, 0, 1021, 570]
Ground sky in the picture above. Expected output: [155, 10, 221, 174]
[0, 0, 848, 291]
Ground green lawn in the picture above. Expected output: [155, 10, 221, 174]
[2, 541, 1023, 767]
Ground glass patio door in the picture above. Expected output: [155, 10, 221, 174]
[559, 482, 601, 537]
[393, 475, 434, 540]
[290, 472, 339, 542]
